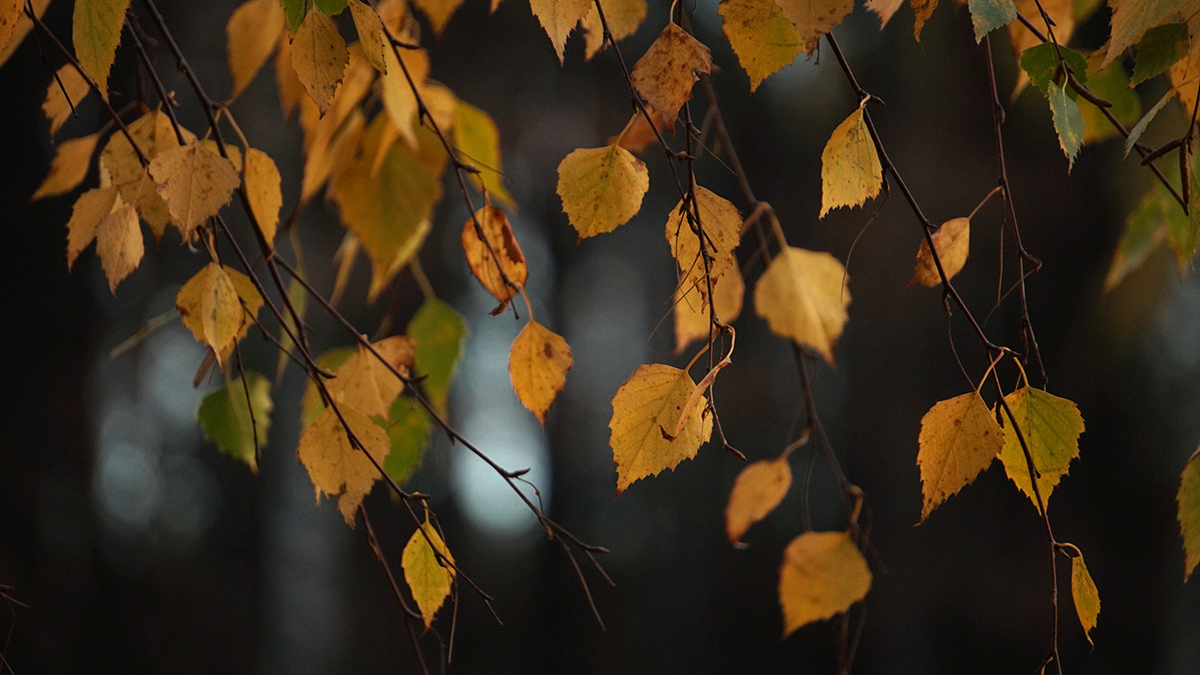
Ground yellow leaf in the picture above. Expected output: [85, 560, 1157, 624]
[509, 320, 573, 424]
[775, 0, 854, 54]
[200, 140, 243, 173]
[665, 186, 742, 306]
[611, 108, 670, 154]
[275, 28, 306, 121]
[327, 336, 416, 420]
[461, 205, 528, 310]
[529, 0, 592, 62]
[675, 256, 744, 354]
[916, 391, 1004, 523]
[149, 140, 241, 241]
[95, 199, 142, 294]
[453, 100, 515, 209]
[33, 132, 100, 200]
[997, 386, 1084, 509]
[909, 216, 970, 287]
[380, 46, 431, 149]
[0, 0, 22, 55]
[64, 186, 120, 269]
[226, 0, 286, 98]
[725, 458, 791, 542]
[610, 363, 712, 494]
[1103, 0, 1186, 69]
[176, 263, 263, 365]
[1178, 451, 1200, 581]
[402, 515, 455, 629]
[72, 0, 131, 100]
[580, 0, 646, 60]
[820, 103, 883, 218]
[330, 115, 440, 299]
[42, 65, 90, 139]
[298, 405, 391, 526]
[244, 148, 282, 246]
[100, 109, 193, 240]
[629, 23, 712, 126]
[301, 104, 365, 203]
[753, 247, 850, 366]
[412, 0, 465, 35]
[778, 531, 871, 637]
[348, 0, 388, 73]
[556, 145, 649, 238]
[1070, 549, 1100, 646]
[0, 0, 48, 69]
[911, 0, 938, 40]
[719, 0, 803, 92]
[291, 5, 349, 115]
[865, 0, 904, 27]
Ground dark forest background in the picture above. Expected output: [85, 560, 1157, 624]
[2, 0, 1199, 673]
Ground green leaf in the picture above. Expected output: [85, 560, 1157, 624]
[997, 386, 1084, 509]
[1049, 82, 1085, 170]
[198, 371, 273, 471]
[1167, 164, 1200, 273]
[282, 0, 311, 32]
[1178, 450, 1200, 581]
[1132, 23, 1188, 87]
[1104, 180, 1174, 290]
[968, 0, 1016, 42]
[454, 101, 515, 210]
[301, 347, 356, 429]
[1020, 43, 1088, 97]
[408, 298, 467, 417]
[313, 0, 348, 14]
[385, 395, 433, 486]
[1125, 87, 1176, 156]
[1079, 60, 1141, 145]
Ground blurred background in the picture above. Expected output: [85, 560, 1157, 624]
[2, 0, 1200, 673]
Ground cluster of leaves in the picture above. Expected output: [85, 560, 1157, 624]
[9, 0, 1200, 666]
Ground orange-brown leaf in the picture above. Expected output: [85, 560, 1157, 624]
[629, 23, 712, 126]
[462, 206, 528, 311]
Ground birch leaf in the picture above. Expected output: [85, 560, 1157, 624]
[408, 298, 467, 417]
[326, 336, 416, 421]
[557, 145, 649, 238]
[675, 257, 744, 354]
[820, 103, 882, 217]
[244, 148, 282, 246]
[753, 247, 850, 366]
[461, 206, 527, 311]
[1103, 0, 1187, 69]
[411, 0, 466, 36]
[348, 0, 388, 73]
[148, 141, 241, 241]
[276, 30, 307, 120]
[610, 364, 712, 494]
[176, 263, 264, 366]
[509, 320, 573, 424]
[1179, 451, 1200, 581]
[629, 23, 712, 125]
[666, 186, 742, 306]
[779, 531, 871, 637]
[529, 0, 592, 62]
[42, 65, 90, 139]
[720, 0, 803, 92]
[0, 0, 21, 54]
[227, 0, 286, 98]
[997, 386, 1084, 508]
[911, 0, 937, 40]
[453, 101, 515, 209]
[1070, 550, 1100, 646]
[774, 0, 855, 54]
[297, 405, 391, 526]
[65, 186, 120, 269]
[33, 132, 100, 201]
[1049, 82, 1085, 171]
[402, 515, 455, 628]
[95, 199, 142, 294]
[910, 217, 970, 287]
[580, 0, 646, 60]
[967, 0, 1016, 42]
[197, 371, 273, 471]
[72, 0, 131, 99]
[916, 391, 1004, 523]
[726, 458, 792, 543]
[291, 5, 349, 115]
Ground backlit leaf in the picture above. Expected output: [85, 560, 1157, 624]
[101, 110, 190, 240]
[412, 0, 464, 35]
[774, 0, 855, 54]
[1009, 0, 1074, 85]
[720, 0, 802, 92]
[580, 0, 646, 60]
[1070, 549, 1100, 645]
[385, 395, 432, 485]
[675, 257, 744, 354]
[244, 148, 282, 246]
[911, 0, 938, 40]
[409, 298, 467, 417]
[725, 458, 791, 542]
[1078, 56, 1140, 145]
[302, 347, 356, 429]
[453, 100, 515, 209]
[910, 217, 969, 287]
[327, 336, 416, 420]
[226, 0, 286, 98]
[1178, 450, 1200, 581]
[298, 405, 391, 526]
[997, 386, 1084, 508]
[865, 0, 904, 27]
[381, 46, 430, 149]
[276, 30, 306, 120]
[610, 363, 712, 494]
[967, 0, 1015, 42]
[291, 4, 349, 115]
[33, 132, 100, 200]
[198, 370, 273, 471]
[629, 23, 712, 125]
[148, 140, 241, 241]
[1020, 42, 1088, 97]
[779, 531, 871, 637]
[666, 187, 742, 305]
[402, 515, 455, 629]
[176, 263, 264, 366]
[753, 247, 850, 366]
[529, 0, 591, 62]
[1104, 179, 1173, 290]
[348, 0, 388, 73]
[557, 145, 649, 237]
[65, 186, 119, 269]
[462, 206, 527, 311]
[72, 0, 130, 99]
[820, 103, 882, 217]
[1048, 81, 1084, 170]
[42, 65, 90, 139]
[94, 199, 142, 294]
[916, 391, 1004, 523]
[1132, 23, 1187, 86]
[1103, 0, 1187, 69]
[509, 320, 573, 424]
[0, 0, 22, 54]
